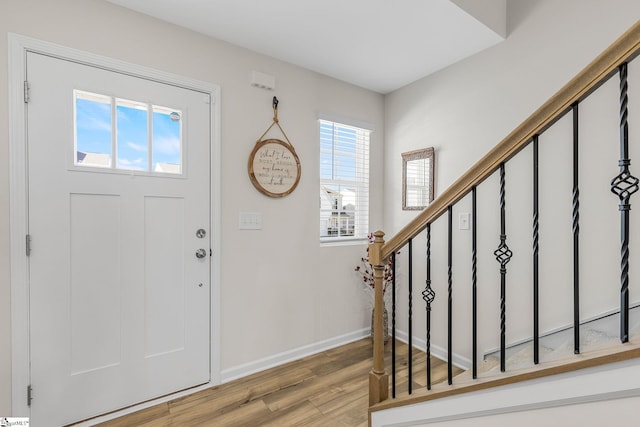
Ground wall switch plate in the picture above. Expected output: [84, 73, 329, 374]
[459, 212, 470, 230]
[239, 212, 262, 230]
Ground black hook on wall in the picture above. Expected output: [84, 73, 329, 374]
[272, 96, 279, 121]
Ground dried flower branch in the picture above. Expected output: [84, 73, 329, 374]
[354, 233, 397, 294]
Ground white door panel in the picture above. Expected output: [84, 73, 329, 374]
[27, 52, 211, 425]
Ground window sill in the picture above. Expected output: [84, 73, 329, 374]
[320, 237, 368, 247]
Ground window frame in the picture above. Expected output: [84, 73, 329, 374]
[319, 118, 371, 244]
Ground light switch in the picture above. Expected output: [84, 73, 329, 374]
[459, 212, 470, 230]
[239, 212, 262, 230]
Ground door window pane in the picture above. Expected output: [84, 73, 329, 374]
[152, 106, 182, 174]
[116, 99, 149, 171]
[75, 91, 112, 167]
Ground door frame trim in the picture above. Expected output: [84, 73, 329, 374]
[8, 33, 222, 416]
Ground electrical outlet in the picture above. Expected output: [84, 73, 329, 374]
[459, 212, 470, 230]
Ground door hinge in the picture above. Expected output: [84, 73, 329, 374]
[27, 384, 33, 407]
[24, 81, 30, 103]
[26, 234, 31, 256]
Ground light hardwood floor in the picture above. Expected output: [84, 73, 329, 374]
[92, 339, 458, 427]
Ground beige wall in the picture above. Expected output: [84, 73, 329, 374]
[0, 0, 384, 414]
[384, 0, 640, 363]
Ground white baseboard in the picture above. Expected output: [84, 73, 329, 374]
[220, 328, 370, 383]
[394, 330, 472, 371]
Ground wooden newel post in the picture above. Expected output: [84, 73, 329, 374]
[369, 230, 389, 406]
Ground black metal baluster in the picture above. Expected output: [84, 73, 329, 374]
[392, 251, 396, 398]
[572, 103, 581, 354]
[494, 163, 512, 372]
[533, 135, 540, 364]
[408, 238, 413, 394]
[611, 62, 639, 343]
[472, 187, 478, 379]
[422, 224, 435, 390]
[448, 206, 453, 385]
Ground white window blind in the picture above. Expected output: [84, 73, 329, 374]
[319, 119, 370, 241]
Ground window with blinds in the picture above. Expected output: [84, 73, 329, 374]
[319, 119, 370, 241]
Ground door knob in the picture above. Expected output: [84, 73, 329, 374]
[195, 249, 207, 259]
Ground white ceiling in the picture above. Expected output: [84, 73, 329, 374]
[105, 0, 506, 94]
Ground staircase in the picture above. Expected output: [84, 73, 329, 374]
[472, 305, 640, 377]
[367, 20, 640, 426]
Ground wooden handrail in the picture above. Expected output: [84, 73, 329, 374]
[380, 20, 640, 261]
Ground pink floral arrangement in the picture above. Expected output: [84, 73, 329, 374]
[354, 233, 395, 294]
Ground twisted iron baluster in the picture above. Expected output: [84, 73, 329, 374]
[494, 163, 512, 372]
[572, 103, 581, 354]
[611, 62, 638, 343]
[422, 224, 435, 390]
[532, 136, 540, 365]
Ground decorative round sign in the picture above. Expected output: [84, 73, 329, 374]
[248, 138, 301, 198]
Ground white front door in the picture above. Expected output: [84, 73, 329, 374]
[26, 52, 211, 426]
